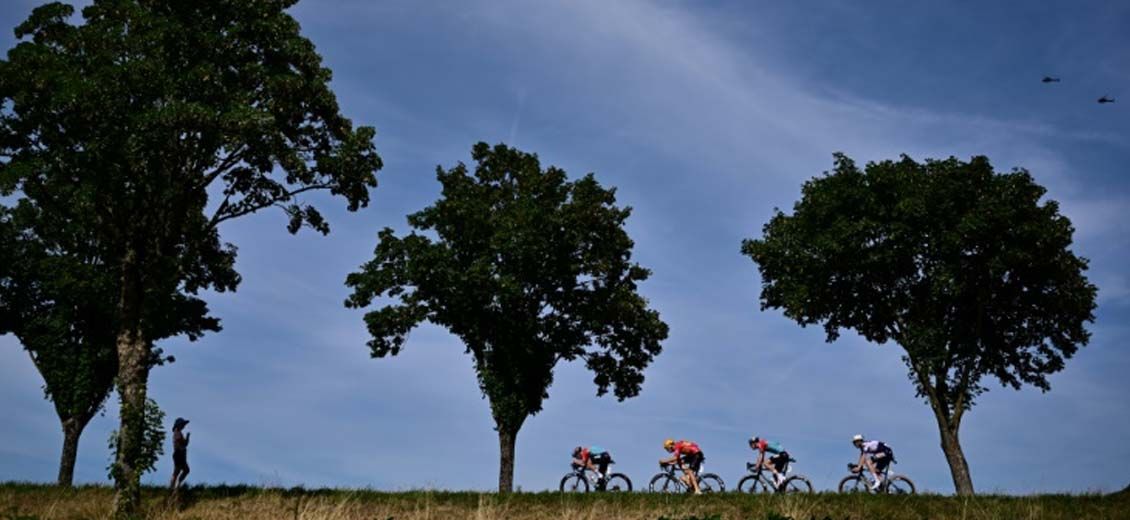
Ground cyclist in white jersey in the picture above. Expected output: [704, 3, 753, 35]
[852, 434, 894, 490]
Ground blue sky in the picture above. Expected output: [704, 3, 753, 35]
[2, 0, 1128, 494]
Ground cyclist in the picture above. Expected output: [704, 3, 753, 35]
[852, 434, 894, 490]
[572, 445, 612, 482]
[660, 438, 704, 494]
[749, 435, 789, 486]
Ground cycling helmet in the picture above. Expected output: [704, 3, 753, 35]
[663, 438, 675, 449]
[852, 434, 864, 443]
[572, 446, 583, 457]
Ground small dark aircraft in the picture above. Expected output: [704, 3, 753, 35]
[1041, 76, 1061, 83]
[1098, 96, 1116, 104]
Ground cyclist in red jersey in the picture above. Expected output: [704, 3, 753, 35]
[749, 436, 789, 486]
[571, 445, 611, 481]
[660, 438, 703, 494]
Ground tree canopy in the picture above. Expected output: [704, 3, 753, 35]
[1, 1, 381, 514]
[742, 153, 1097, 495]
[346, 142, 668, 492]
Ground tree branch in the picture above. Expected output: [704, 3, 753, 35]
[908, 351, 952, 433]
[207, 182, 332, 229]
[207, 192, 234, 229]
[950, 358, 975, 430]
[199, 146, 248, 190]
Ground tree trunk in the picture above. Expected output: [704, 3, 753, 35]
[112, 328, 149, 518]
[57, 418, 83, 487]
[909, 355, 975, 497]
[497, 427, 518, 493]
[112, 260, 149, 519]
[936, 417, 975, 496]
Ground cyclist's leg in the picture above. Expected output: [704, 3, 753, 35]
[863, 455, 881, 486]
[769, 453, 787, 484]
[873, 453, 891, 481]
[688, 454, 703, 493]
[596, 454, 610, 479]
[676, 458, 693, 489]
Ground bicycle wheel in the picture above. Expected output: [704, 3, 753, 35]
[886, 475, 916, 495]
[698, 473, 725, 493]
[737, 474, 773, 493]
[782, 475, 813, 494]
[559, 473, 589, 492]
[837, 475, 870, 493]
[649, 473, 682, 493]
[604, 473, 632, 492]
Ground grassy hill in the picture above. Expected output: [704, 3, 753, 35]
[1, 483, 1127, 520]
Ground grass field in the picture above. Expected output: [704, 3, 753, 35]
[1, 483, 1127, 520]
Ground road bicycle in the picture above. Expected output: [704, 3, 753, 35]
[736, 458, 814, 494]
[838, 461, 916, 494]
[559, 462, 632, 492]
[648, 461, 725, 493]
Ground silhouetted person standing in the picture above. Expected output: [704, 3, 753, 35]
[170, 417, 190, 491]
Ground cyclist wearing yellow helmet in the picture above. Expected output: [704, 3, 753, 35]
[660, 438, 704, 494]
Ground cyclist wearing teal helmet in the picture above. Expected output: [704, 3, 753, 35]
[572, 445, 612, 480]
[749, 435, 789, 486]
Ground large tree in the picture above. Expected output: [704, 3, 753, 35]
[0, 1, 381, 515]
[345, 142, 668, 492]
[1, 202, 120, 487]
[742, 154, 1096, 496]
[0, 201, 215, 486]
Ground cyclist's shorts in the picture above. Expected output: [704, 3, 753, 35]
[682, 452, 704, 472]
[770, 452, 790, 471]
[871, 451, 892, 471]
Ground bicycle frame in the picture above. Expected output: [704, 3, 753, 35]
[661, 460, 703, 479]
[744, 461, 779, 489]
[570, 463, 605, 484]
[655, 463, 692, 492]
[651, 460, 727, 494]
[848, 461, 892, 490]
[744, 454, 799, 489]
